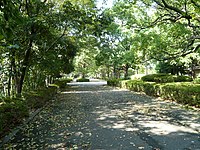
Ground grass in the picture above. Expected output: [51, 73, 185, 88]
[0, 86, 58, 139]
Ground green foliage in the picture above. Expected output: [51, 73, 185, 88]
[23, 87, 58, 110]
[141, 74, 193, 83]
[0, 0, 103, 96]
[0, 98, 29, 138]
[0, 86, 57, 138]
[107, 79, 123, 87]
[120, 80, 200, 107]
[174, 76, 193, 82]
[112, 0, 199, 59]
[54, 78, 72, 89]
[160, 83, 200, 106]
[156, 61, 186, 75]
[193, 78, 200, 84]
[76, 78, 90, 82]
[121, 80, 157, 95]
[141, 74, 174, 83]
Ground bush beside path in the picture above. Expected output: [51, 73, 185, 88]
[1, 82, 200, 149]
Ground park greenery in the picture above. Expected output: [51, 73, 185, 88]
[0, 0, 200, 138]
[107, 74, 200, 107]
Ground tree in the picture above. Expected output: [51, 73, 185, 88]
[112, 0, 200, 59]
[0, 0, 69, 95]
[156, 60, 186, 75]
[0, 0, 104, 96]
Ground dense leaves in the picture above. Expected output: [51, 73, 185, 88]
[92, 0, 200, 79]
[0, 0, 107, 96]
[1, 0, 200, 142]
[0, 85, 58, 137]
[0, 0, 109, 138]
[141, 74, 193, 83]
[119, 80, 200, 107]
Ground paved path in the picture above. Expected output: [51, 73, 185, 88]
[2, 81, 200, 149]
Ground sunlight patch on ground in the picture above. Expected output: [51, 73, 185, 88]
[61, 89, 128, 94]
[93, 98, 200, 138]
[48, 143, 65, 149]
[67, 81, 107, 86]
[190, 123, 200, 132]
[94, 105, 139, 133]
[112, 123, 126, 129]
[138, 121, 198, 135]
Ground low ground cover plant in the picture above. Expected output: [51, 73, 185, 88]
[76, 78, 90, 82]
[193, 78, 200, 84]
[107, 78, 122, 87]
[141, 73, 193, 83]
[54, 78, 72, 89]
[24, 86, 57, 110]
[107, 74, 200, 107]
[0, 86, 58, 139]
[0, 97, 29, 138]
[122, 80, 200, 107]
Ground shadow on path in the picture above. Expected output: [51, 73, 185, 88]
[2, 82, 200, 150]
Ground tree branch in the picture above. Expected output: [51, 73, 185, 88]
[191, 0, 200, 7]
[151, 43, 200, 62]
[154, 0, 192, 20]
[46, 27, 67, 52]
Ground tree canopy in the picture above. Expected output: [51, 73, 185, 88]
[92, 0, 200, 78]
[0, 0, 110, 96]
[0, 0, 200, 97]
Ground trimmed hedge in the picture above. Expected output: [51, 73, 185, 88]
[120, 80, 200, 107]
[141, 74, 193, 83]
[174, 76, 193, 82]
[76, 78, 90, 82]
[160, 83, 200, 106]
[107, 79, 122, 87]
[193, 78, 200, 84]
[54, 78, 72, 88]
[141, 74, 174, 83]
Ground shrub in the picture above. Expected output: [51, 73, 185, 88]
[124, 80, 161, 96]
[118, 80, 200, 107]
[141, 73, 174, 83]
[193, 78, 200, 84]
[161, 83, 200, 106]
[107, 79, 122, 87]
[54, 78, 72, 88]
[174, 76, 193, 82]
[0, 98, 29, 138]
[76, 78, 90, 82]
[24, 87, 57, 109]
[0, 86, 57, 138]
[141, 74, 193, 83]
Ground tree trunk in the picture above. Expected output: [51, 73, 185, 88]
[145, 65, 148, 75]
[191, 63, 196, 79]
[13, 61, 20, 96]
[82, 63, 86, 78]
[17, 39, 33, 95]
[107, 66, 110, 78]
[113, 66, 118, 78]
[10, 49, 18, 96]
[7, 67, 12, 97]
[124, 64, 129, 79]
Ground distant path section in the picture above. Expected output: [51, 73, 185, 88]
[2, 80, 200, 150]
[67, 79, 107, 86]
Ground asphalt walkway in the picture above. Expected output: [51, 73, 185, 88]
[2, 81, 200, 149]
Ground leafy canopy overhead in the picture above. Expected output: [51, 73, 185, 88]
[111, 0, 200, 60]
